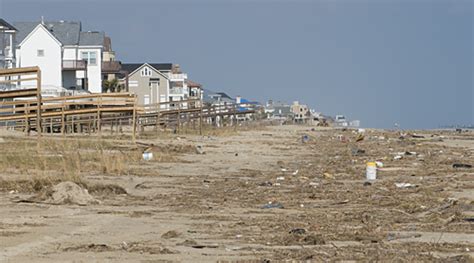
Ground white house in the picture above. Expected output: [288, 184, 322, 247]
[14, 20, 110, 94]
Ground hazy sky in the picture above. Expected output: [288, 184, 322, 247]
[1, 0, 472, 129]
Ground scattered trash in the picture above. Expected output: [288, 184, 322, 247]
[387, 233, 421, 241]
[292, 170, 299, 175]
[302, 135, 310, 143]
[395, 183, 417, 189]
[452, 163, 472, 169]
[363, 181, 372, 186]
[323, 173, 334, 179]
[258, 181, 273, 187]
[309, 182, 319, 187]
[394, 155, 403, 160]
[276, 176, 285, 181]
[261, 202, 284, 209]
[411, 134, 425, 139]
[281, 168, 288, 172]
[357, 128, 366, 133]
[161, 230, 180, 239]
[356, 134, 364, 142]
[262, 133, 273, 137]
[142, 152, 153, 161]
[463, 217, 474, 222]
[235, 153, 239, 156]
[366, 162, 377, 180]
[289, 228, 306, 235]
[351, 148, 366, 156]
[195, 145, 205, 154]
[375, 161, 384, 168]
[235, 234, 243, 238]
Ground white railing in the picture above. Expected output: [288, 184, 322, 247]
[169, 87, 184, 95]
[169, 73, 188, 80]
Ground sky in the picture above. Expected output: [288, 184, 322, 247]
[0, 0, 472, 129]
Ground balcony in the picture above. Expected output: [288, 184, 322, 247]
[169, 73, 188, 81]
[169, 87, 184, 95]
[63, 60, 87, 70]
[102, 61, 121, 73]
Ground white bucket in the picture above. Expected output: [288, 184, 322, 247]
[142, 152, 153, 161]
[366, 162, 377, 180]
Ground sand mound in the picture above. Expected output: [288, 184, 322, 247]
[46, 182, 100, 206]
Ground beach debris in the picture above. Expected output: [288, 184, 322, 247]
[356, 134, 365, 142]
[358, 128, 366, 133]
[309, 182, 319, 187]
[363, 181, 372, 186]
[276, 176, 285, 181]
[258, 181, 273, 187]
[351, 148, 366, 156]
[387, 232, 421, 241]
[323, 173, 334, 179]
[302, 135, 310, 143]
[289, 228, 306, 235]
[261, 202, 284, 209]
[375, 161, 384, 168]
[292, 170, 299, 175]
[411, 134, 425, 138]
[161, 230, 180, 239]
[395, 183, 417, 189]
[281, 168, 288, 172]
[366, 162, 377, 180]
[142, 150, 153, 161]
[195, 145, 205, 154]
[452, 163, 472, 169]
[394, 155, 403, 160]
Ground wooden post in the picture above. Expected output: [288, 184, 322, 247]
[132, 95, 137, 142]
[61, 105, 65, 136]
[156, 102, 161, 137]
[199, 99, 203, 135]
[36, 68, 42, 137]
[97, 96, 102, 136]
[25, 102, 30, 135]
[177, 101, 181, 134]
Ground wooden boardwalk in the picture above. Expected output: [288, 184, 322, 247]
[0, 67, 257, 139]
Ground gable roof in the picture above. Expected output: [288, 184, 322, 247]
[0, 19, 17, 31]
[119, 63, 173, 79]
[14, 21, 81, 46]
[17, 23, 62, 47]
[186, 79, 202, 88]
[121, 63, 173, 74]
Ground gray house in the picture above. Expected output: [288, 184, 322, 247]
[120, 63, 172, 106]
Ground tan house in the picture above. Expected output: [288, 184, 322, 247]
[120, 63, 172, 106]
[291, 101, 310, 123]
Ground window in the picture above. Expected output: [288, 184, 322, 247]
[80, 51, 97, 65]
[141, 67, 152, 77]
[37, 49, 44, 57]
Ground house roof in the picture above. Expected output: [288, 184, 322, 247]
[13, 21, 106, 47]
[79, 31, 105, 46]
[121, 63, 173, 75]
[14, 21, 82, 45]
[186, 79, 202, 88]
[203, 89, 234, 104]
[0, 18, 17, 31]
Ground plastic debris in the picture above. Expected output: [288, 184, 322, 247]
[323, 173, 334, 179]
[142, 152, 153, 161]
[276, 176, 285, 181]
[195, 145, 205, 154]
[452, 163, 472, 169]
[289, 228, 306, 235]
[302, 135, 310, 143]
[292, 170, 299, 175]
[395, 183, 417, 189]
[375, 161, 384, 168]
[261, 202, 284, 209]
[351, 148, 366, 156]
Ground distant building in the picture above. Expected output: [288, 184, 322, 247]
[264, 100, 294, 120]
[120, 63, 172, 107]
[291, 101, 310, 123]
[0, 18, 17, 69]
